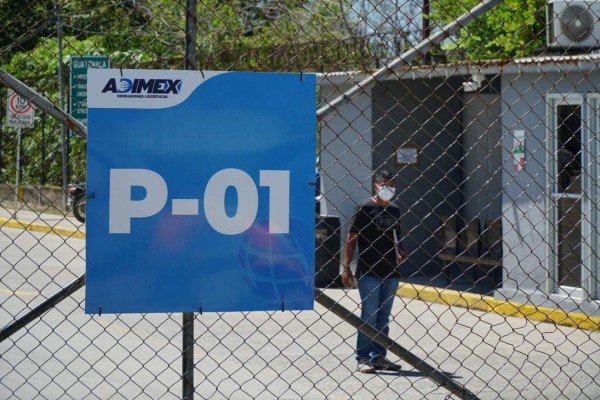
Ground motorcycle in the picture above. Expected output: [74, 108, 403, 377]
[67, 182, 86, 223]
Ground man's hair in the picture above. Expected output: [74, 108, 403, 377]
[374, 169, 395, 182]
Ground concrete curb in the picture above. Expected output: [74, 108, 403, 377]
[0, 217, 85, 239]
[397, 282, 600, 332]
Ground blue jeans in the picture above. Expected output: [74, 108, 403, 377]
[356, 274, 400, 362]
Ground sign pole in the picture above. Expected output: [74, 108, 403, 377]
[183, 1, 197, 399]
[41, 114, 46, 185]
[14, 127, 21, 215]
[6, 88, 35, 217]
[55, 0, 68, 212]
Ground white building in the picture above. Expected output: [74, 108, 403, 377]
[318, 53, 600, 317]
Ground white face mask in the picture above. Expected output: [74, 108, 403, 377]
[377, 185, 395, 202]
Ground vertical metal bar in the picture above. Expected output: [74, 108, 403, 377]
[422, 0, 431, 63]
[182, 312, 194, 400]
[185, 0, 198, 71]
[422, 0, 431, 39]
[41, 114, 46, 185]
[15, 127, 21, 190]
[590, 96, 600, 300]
[14, 127, 22, 215]
[314, 289, 481, 400]
[55, 0, 68, 211]
[0, 89, 4, 183]
[182, 2, 197, 399]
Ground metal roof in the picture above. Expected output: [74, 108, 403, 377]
[317, 52, 600, 84]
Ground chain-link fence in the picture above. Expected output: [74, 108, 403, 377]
[1, 0, 599, 399]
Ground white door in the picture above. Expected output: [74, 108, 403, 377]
[547, 94, 599, 299]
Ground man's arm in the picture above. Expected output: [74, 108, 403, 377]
[342, 231, 358, 288]
[393, 228, 407, 263]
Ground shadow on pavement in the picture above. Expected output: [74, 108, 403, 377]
[368, 369, 461, 379]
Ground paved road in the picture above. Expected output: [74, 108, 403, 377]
[0, 224, 599, 399]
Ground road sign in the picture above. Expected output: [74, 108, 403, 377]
[86, 69, 316, 314]
[6, 89, 34, 128]
[69, 55, 109, 125]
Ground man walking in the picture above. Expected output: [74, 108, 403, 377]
[342, 170, 406, 373]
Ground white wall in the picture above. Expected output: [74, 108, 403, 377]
[318, 75, 373, 239]
[499, 67, 600, 316]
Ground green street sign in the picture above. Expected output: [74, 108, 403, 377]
[69, 56, 110, 126]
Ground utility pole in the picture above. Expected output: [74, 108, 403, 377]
[423, 0, 431, 64]
[55, 0, 68, 211]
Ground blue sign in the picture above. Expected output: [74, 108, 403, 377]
[86, 69, 316, 314]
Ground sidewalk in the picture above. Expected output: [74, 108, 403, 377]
[0, 206, 85, 239]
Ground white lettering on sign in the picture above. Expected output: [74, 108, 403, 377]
[108, 168, 291, 235]
[172, 199, 199, 215]
[109, 169, 168, 234]
[260, 170, 290, 234]
[204, 169, 259, 235]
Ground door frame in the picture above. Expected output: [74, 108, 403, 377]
[545, 93, 599, 300]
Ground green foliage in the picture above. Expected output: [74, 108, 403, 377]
[197, 0, 367, 72]
[0, 0, 367, 186]
[1, 35, 98, 186]
[431, 0, 546, 61]
[0, 0, 54, 63]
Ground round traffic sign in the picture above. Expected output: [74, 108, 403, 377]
[9, 92, 32, 114]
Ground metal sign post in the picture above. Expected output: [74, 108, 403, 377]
[15, 127, 21, 214]
[55, 0, 68, 211]
[183, 2, 197, 398]
[6, 89, 34, 215]
[14, 129, 19, 190]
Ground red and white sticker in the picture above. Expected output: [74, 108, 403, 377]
[6, 89, 34, 128]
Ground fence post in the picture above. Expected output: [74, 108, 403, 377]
[15, 127, 21, 213]
[54, 0, 68, 212]
[182, 312, 194, 400]
[182, 1, 197, 399]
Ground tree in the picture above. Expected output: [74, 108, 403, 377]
[430, 0, 546, 61]
[338, 0, 422, 66]
[1, 0, 367, 186]
[0, 1, 55, 63]
[196, 0, 366, 71]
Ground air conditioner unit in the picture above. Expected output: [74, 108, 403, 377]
[547, 0, 600, 48]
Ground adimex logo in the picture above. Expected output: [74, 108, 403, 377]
[101, 78, 182, 98]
